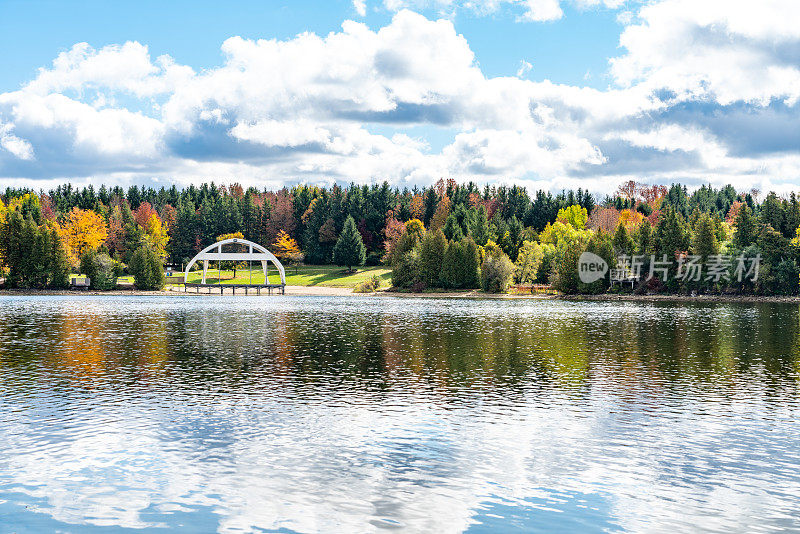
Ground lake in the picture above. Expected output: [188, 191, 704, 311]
[1, 295, 799, 533]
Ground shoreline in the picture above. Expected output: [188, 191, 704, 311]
[1, 285, 799, 303]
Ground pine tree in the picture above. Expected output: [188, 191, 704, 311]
[442, 213, 463, 242]
[733, 204, 757, 249]
[333, 216, 366, 272]
[129, 245, 165, 290]
[655, 206, 690, 259]
[612, 222, 634, 255]
[49, 227, 71, 289]
[470, 205, 490, 246]
[692, 213, 719, 262]
[419, 229, 447, 287]
[759, 192, 784, 233]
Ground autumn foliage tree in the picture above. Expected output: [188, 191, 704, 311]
[273, 229, 304, 272]
[61, 207, 108, 265]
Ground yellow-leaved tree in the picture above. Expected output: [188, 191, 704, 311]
[144, 213, 169, 259]
[62, 207, 108, 265]
[273, 230, 304, 273]
[0, 196, 7, 272]
[555, 205, 589, 229]
[618, 209, 644, 230]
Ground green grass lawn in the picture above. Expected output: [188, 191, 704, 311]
[70, 265, 391, 289]
[183, 264, 391, 288]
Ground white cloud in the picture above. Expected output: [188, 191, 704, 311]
[516, 59, 532, 78]
[0, 121, 34, 160]
[0, 2, 799, 195]
[610, 0, 800, 105]
[353, 0, 367, 16]
[25, 41, 194, 98]
[517, 0, 562, 22]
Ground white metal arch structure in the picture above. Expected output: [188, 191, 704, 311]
[184, 238, 286, 286]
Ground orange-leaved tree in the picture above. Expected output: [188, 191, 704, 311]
[62, 207, 108, 265]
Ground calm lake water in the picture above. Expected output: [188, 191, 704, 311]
[1, 295, 800, 533]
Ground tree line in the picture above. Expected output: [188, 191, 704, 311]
[2, 179, 800, 295]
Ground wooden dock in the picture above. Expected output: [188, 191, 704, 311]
[183, 283, 286, 295]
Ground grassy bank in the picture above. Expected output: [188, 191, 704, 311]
[181, 264, 392, 288]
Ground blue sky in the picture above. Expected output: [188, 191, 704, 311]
[0, 0, 622, 91]
[1, 0, 799, 193]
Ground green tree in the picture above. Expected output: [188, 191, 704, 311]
[612, 223, 634, 255]
[551, 238, 584, 294]
[732, 204, 757, 249]
[442, 213, 463, 242]
[691, 213, 719, 262]
[419, 229, 447, 287]
[654, 206, 690, 288]
[129, 245, 165, 290]
[759, 192, 784, 233]
[49, 227, 71, 289]
[470, 205, 490, 246]
[580, 231, 615, 294]
[333, 215, 366, 272]
[80, 250, 118, 290]
[481, 251, 515, 293]
[505, 216, 524, 261]
[440, 237, 480, 289]
[514, 240, 544, 284]
[391, 249, 419, 289]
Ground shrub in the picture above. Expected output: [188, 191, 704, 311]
[411, 280, 426, 293]
[365, 252, 383, 266]
[80, 250, 118, 290]
[391, 249, 419, 288]
[353, 275, 382, 293]
[129, 245, 165, 290]
[481, 251, 515, 293]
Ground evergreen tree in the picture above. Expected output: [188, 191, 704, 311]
[612, 223, 634, 255]
[470, 205, 490, 246]
[333, 216, 366, 271]
[732, 204, 757, 249]
[580, 231, 615, 294]
[655, 207, 690, 259]
[49, 227, 71, 288]
[419, 229, 447, 287]
[440, 237, 480, 289]
[635, 219, 653, 256]
[505, 216, 524, 261]
[759, 192, 784, 233]
[442, 213, 463, 241]
[692, 213, 719, 262]
[129, 245, 165, 290]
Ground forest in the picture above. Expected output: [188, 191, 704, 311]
[0, 178, 798, 295]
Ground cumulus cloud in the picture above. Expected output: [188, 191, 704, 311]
[610, 0, 800, 105]
[0, 2, 799, 194]
[353, 0, 367, 16]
